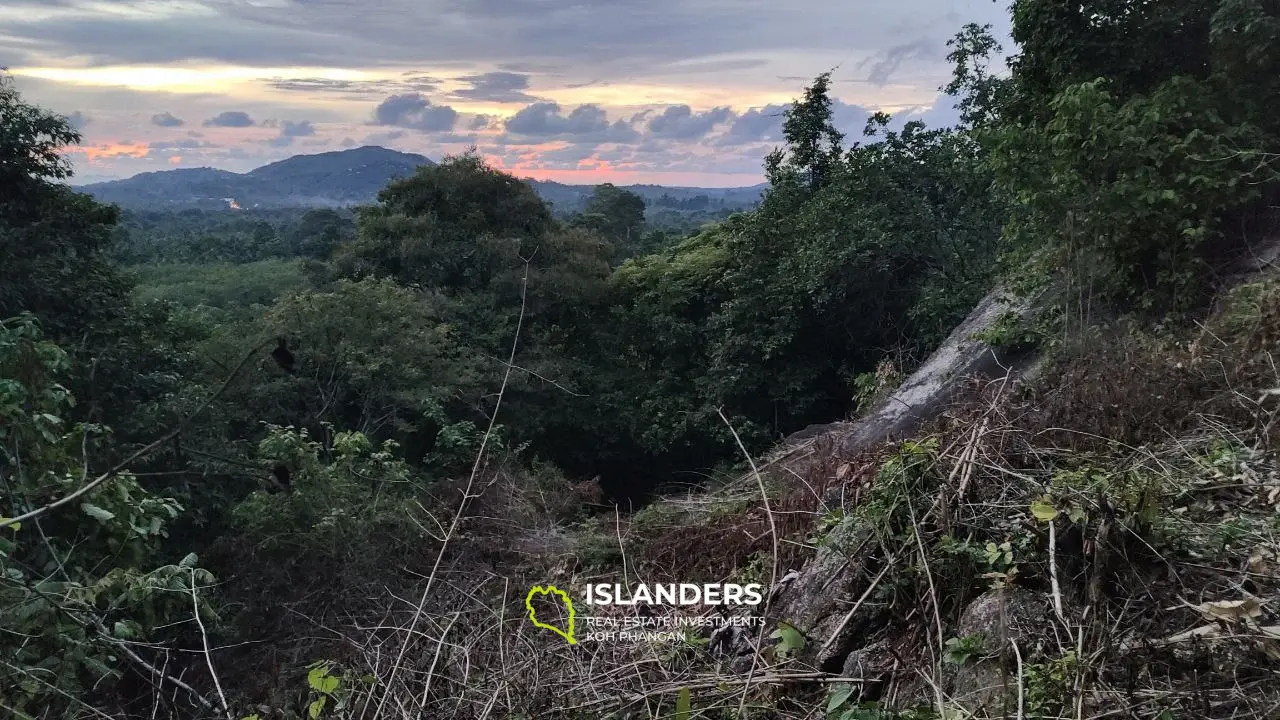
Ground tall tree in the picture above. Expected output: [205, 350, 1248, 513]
[767, 71, 845, 193]
[0, 72, 130, 340]
[574, 183, 647, 249]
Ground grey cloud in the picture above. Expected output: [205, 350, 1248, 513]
[714, 99, 870, 147]
[468, 115, 491, 130]
[719, 104, 788, 145]
[148, 138, 207, 150]
[266, 75, 440, 96]
[433, 132, 481, 145]
[151, 111, 184, 127]
[360, 130, 407, 145]
[535, 144, 601, 165]
[647, 105, 735, 140]
[340, 136, 356, 147]
[859, 37, 938, 85]
[451, 71, 540, 103]
[203, 111, 256, 127]
[372, 93, 458, 132]
[280, 120, 316, 137]
[503, 102, 639, 143]
[898, 94, 963, 130]
[65, 111, 89, 131]
[1, 0, 1010, 88]
[265, 119, 316, 147]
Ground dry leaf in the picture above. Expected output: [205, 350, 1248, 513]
[1195, 598, 1264, 622]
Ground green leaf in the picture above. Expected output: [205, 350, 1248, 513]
[317, 674, 339, 695]
[827, 684, 856, 714]
[1067, 505, 1087, 524]
[675, 687, 691, 720]
[1030, 497, 1058, 522]
[308, 665, 339, 695]
[81, 503, 115, 523]
[770, 622, 806, 655]
[308, 665, 328, 691]
[308, 696, 326, 719]
[2, 518, 19, 532]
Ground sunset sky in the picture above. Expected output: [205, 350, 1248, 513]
[2, 0, 1012, 187]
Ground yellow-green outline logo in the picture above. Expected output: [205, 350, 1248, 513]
[525, 584, 576, 644]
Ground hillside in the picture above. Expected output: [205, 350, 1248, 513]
[7, 2, 1280, 719]
[75, 145, 767, 213]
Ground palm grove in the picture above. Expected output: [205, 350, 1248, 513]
[3, 0, 1280, 716]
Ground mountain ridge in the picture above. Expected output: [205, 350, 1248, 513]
[75, 145, 768, 213]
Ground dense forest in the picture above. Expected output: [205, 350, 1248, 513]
[3, 0, 1280, 717]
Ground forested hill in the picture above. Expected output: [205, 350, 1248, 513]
[76, 144, 768, 213]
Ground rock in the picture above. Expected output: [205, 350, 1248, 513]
[841, 638, 896, 681]
[770, 518, 883, 670]
[762, 286, 1045, 676]
[945, 587, 1055, 716]
[837, 287, 1039, 456]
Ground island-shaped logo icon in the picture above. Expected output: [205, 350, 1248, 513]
[525, 584, 576, 645]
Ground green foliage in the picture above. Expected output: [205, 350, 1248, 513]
[584, 75, 1003, 483]
[8, 5, 1280, 712]
[674, 686, 692, 720]
[335, 151, 556, 292]
[231, 424, 413, 539]
[769, 621, 806, 658]
[132, 258, 307, 309]
[113, 207, 355, 264]
[0, 75, 131, 339]
[573, 182, 647, 250]
[1022, 651, 1079, 717]
[983, 0, 1280, 311]
[0, 315, 212, 717]
[942, 634, 986, 666]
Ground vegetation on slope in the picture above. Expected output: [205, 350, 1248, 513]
[1, 0, 1279, 717]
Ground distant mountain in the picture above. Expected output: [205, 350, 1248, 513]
[75, 146, 765, 213]
[78, 146, 435, 209]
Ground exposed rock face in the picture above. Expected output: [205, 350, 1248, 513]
[769, 286, 1042, 673]
[835, 287, 1039, 456]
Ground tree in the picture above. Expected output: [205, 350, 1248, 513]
[336, 152, 555, 292]
[986, 0, 1280, 309]
[767, 71, 845, 193]
[0, 73, 131, 340]
[574, 183, 647, 250]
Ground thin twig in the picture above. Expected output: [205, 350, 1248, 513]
[717, 408, 778, 718]
[1010, 638, 1025, 720]
[818, 558, 895, 658]
[190, 568, 231, 719]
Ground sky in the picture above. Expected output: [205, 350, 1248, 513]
[2, 0, 1012, 187]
